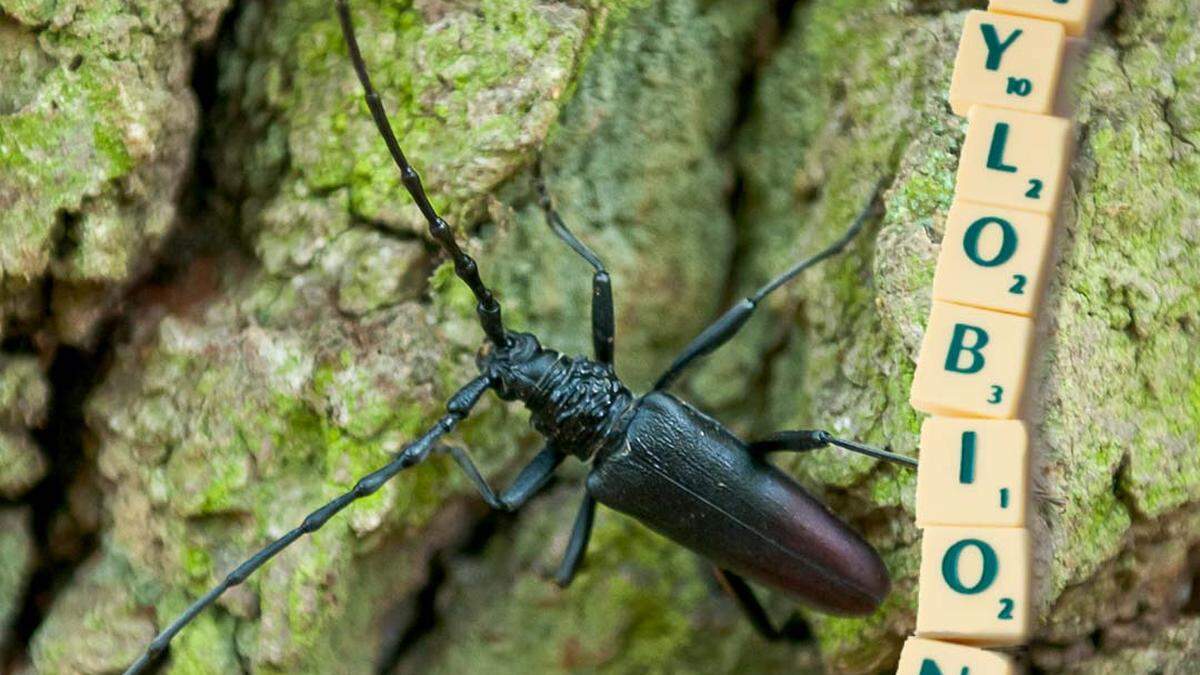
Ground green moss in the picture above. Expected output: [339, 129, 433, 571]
[24, 0, 1200, 672]
[165, 610, 240, 675]
[0, 0, 230, 347]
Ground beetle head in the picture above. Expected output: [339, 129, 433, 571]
[477, 332, 557, 401]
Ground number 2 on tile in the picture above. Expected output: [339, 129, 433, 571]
[1010, 274, 1027, 295]
[1026, 179, 1044, 199]
[998, 598, 1015, 620]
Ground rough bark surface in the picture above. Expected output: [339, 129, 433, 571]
[1, 0, 1198, 673]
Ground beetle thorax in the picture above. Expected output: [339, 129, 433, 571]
[478, 333, 633, 459]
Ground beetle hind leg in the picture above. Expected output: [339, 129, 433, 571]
[747, 430, 916, 468]
[713, 567, 811, 643]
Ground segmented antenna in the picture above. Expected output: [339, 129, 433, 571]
[335, 0, 508, 346]
[123, 375, 494, 675]
[654, 181, 885, 391]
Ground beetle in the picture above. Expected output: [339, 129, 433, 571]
[124, 2, 917, 672]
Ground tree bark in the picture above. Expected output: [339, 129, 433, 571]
[2, 0, 1198, 673]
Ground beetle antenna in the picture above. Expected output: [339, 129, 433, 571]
[335, 1, 507, 346]
[122, 375, 493, 675]
[654, 180, 886, 391]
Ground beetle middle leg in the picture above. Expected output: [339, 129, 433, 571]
[713, 567, 811, 642]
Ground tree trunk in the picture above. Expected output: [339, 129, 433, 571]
[2, 0, 1198, 673]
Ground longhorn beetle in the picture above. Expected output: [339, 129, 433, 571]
[125, 3, 918, 672]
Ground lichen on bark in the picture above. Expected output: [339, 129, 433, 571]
[6, 0, 1200, 673]
[0, 0, 233, 346]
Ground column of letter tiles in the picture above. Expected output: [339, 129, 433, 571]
[902, 3, 1089, 670]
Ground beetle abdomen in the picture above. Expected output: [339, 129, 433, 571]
[587, 392, 889, 616]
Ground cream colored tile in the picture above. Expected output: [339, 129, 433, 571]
[917, 527, 1033, 646]
[910, 301, 1036, 419]
[933, 201, 1055, 317]
[990, 0, 1112, 37]
[950, 11, 1065, 115]
[898, 637, 1020, 674]
[956, 106, 1072, 215]
[916, 418, 1029, 528]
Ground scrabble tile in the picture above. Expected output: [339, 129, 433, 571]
[949, 11, 1065, 116]
[917, 527, 1032, 646]
[956, 106, 1072, 215]
[990, 0, 1112, 37]
[933, 201, 1054, 317]
[910, 301, 1035, 419]
[916, 418, 1029, 528]
[898, 637, 1019, 675]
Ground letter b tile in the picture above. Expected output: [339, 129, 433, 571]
[917, 527, 1032, 646]
[910, 301, 1035, 419]
[898, 637, 1018, 675]
[933, 201, 1055, 317]
[956, 106, 1072, 215]
[917, 418, 1029, 528]
[950, 11, 1066, 116]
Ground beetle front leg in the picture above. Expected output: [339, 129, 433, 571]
[442, 445, 565, 512]
[554, 493, 597, 587]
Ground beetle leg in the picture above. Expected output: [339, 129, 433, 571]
[554, 493, 598, 587]
[746, 430, 829, 454]
[747, 430, 917, 468]
[442, 444, 565, 511]
[535, 164, 616, 366]
[713, 567, 811, 643]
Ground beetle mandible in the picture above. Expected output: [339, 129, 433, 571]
[124, 3, 917, 672]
